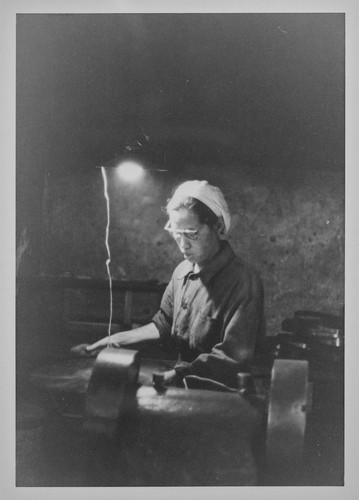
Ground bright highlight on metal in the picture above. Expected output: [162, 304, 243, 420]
[117, 160, 144, 182]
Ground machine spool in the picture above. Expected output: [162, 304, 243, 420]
[265, 358, 311, 477]
[84, 347, 141, 437]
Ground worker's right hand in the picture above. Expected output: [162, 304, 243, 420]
[87, 330, 138, 352]
[70, 343, 101, 357]
[70, 332, 128, 357]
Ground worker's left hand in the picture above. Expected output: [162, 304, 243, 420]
[162, 369, 177, 385]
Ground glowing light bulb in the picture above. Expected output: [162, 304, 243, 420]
[117, 160, 144, 182]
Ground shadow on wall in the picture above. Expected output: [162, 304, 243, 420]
[36, 164, 344, 335]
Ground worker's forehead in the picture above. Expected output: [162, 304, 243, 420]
[168, 207, 200, 227]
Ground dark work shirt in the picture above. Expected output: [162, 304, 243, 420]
[152, 241, 265, 387]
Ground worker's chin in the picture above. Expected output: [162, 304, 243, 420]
[183, 253, 195, 263]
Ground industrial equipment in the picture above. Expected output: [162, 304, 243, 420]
[30, 348, 312, 486]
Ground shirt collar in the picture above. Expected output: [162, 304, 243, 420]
[176, 241, 235, 285]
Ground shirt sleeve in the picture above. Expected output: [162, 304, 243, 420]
[174, 273, 265, 388]
[151, 278, 174, 343]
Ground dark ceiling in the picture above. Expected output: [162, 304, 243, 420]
[17, 13, 344, 178]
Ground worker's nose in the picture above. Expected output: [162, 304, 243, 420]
[177, 235, 191, 251]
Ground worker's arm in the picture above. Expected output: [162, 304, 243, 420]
[71, 322, 160, 357]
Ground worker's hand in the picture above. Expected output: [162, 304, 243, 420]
[70, 343, 101, 357]
[152, 369, 177, 389]
[84, 336, 111, 354]
[162, 369, 177, 385]
[86, 331, 134, 353]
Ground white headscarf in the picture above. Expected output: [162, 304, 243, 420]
[168, 180, 231, 233]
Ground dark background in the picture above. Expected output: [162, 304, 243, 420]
[16, 13, 344, 334]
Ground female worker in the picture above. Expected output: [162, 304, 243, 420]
[72, 180, 265, 388]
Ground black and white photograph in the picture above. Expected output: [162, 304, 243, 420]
[3, 1, 355, 495]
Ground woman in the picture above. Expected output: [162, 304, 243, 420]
[72, 180, 265, 388]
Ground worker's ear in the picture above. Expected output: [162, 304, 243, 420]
[215, 217, 226, 239]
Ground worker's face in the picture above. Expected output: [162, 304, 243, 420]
[167, 208, 222, 270]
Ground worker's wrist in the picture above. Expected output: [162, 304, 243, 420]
[172, 368, 187, 387]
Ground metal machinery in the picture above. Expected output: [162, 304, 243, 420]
[30, 347, 313, 486]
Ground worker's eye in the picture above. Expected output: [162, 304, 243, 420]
[175, 230, 199, 240]
[169, 229, 199, 241]
[182, 230, 200, 240]
[164, 220, 207, 241]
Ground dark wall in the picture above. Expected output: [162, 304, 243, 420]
[16, 14, 344, 335]
[35, 163, 343, 335]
